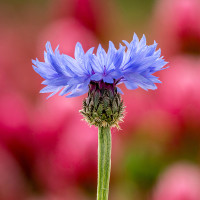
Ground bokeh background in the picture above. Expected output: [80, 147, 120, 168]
[1, 0, 200, 199]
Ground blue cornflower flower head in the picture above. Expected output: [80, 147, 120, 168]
[32, 33, 168, 127]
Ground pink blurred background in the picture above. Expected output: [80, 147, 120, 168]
[0, 0, 200, 199]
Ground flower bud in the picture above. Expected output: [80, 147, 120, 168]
[80, 81, 124, 128]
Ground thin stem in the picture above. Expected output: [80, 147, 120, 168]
[97, 126, 112, 200]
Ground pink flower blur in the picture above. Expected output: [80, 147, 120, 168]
[153, 163, 200, 200]
[0, 147, 27, 200]
[157, 56, 200, 129]
[152, 0, 200, 57]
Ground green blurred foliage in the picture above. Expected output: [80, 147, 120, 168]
[116, 0, 155, 23]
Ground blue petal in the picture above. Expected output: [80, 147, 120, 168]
[67, 76, 89, 85]
[74, 42, 84, 60]
[135, 56, 158, 72]
[91, 73, 103, 81]
[45, 42, 63, 74]
[148, 76, 162, 83]
[45, 42, 77, 78]
[103, 75, 114, 83]
[82, 53, 93, 75]
[32, 65, 57, 80]
[32, 58, 57, 73]
[90, 54, 103, 73]
[108, 70, 122, 79]
[62, 55, 84, 76]
[138, 34, 146, 48]
[106, 63, 115, 72]
[113, 46, 125, 68]
[124, 81, 138, 90]
[124, 73, 157, 90]
[42, 76, 69, 86]
[154, 49, 161, 57]
[86, 47, 95, 56]
[145, 42, 157, 56]
[46, 86, 63, 99]
[132, 33, 139, 44]
[67, 82, 89, 98]
[59, 85, 75, 96]
[40, 85, 59, 93]
[151, 60, 168, 72]
[122, 40, 130, 47]
[106, 41, 116, 67]
[97, 44, 107, 67]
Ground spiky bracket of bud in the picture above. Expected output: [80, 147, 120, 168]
[80, 81, 125, 128]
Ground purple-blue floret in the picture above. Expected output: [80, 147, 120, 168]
[32, 33, 168, 98]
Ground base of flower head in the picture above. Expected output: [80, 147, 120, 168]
[80, 81, 125, 129]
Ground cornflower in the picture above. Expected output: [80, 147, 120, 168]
[32, 33, 168, 200]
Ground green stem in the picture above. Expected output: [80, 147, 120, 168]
[97, 126, 112, 200]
